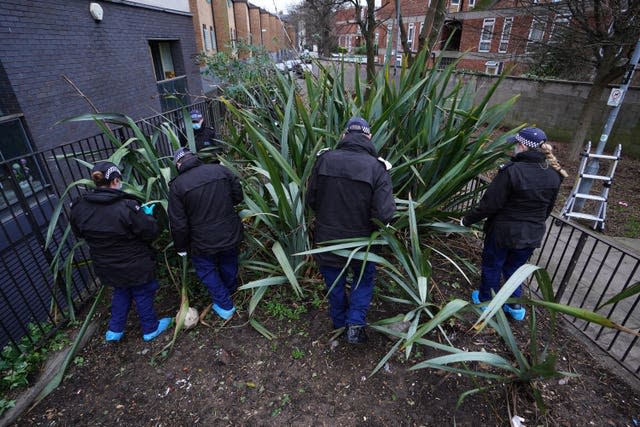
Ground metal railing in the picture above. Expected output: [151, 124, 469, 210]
[0, 100, 219, 352]
[531, 215, 640, 375]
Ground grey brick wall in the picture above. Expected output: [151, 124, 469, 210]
[0, 0, 202, 151]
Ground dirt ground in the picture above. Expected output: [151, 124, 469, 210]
[10, 140, 640, 426]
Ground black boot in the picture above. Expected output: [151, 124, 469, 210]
[345, 325, 368, 344]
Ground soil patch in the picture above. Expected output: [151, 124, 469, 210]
[11, 246, 640, 426]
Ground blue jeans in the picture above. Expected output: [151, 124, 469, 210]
[109, 280, 159, 335]
[479, 232, 534, 302]
[192, 248, 238, 310]
[319, 261, 376, 328]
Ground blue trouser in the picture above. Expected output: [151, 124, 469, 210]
[109, 280, 159, 335]
[192, 248, 238, 311]
[319, 261, 376, 328]
[479, 232, 534, 302]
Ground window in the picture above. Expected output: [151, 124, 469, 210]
[408, 23, 415, 51]
[149, 41, 177, 80]
[499, 17, 513, 53]
[479, 18, 495, 52]
[0, 117, 44, 209]
[374, 31, 379, 50]
[526, 20, 546, 53]
[203, 24, 211, 51]
[549, 14, 569, 44]
[210, 26, 217, 51]
[484, 60, 501, 75]
[469, 0, 476, 7]
[149, 40, 187, 111]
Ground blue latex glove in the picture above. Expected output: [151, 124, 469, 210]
[142, 203, 156, 216]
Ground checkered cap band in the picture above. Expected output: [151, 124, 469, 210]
[104, 166, 121, 180]
[510, 127, 546, 148]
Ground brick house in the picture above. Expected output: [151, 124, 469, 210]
[189, 0, 295, 59]
[333, 0, 569, 74]
[439, 0, 563, 75]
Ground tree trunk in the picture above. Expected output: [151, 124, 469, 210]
[365, 0, 376, 86]
[397, 14, 413, 67]
[570, 82, 607, 158]
[418, 0, 446, 53]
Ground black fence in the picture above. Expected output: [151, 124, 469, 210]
[0, 100, 220, 352]
[532, 215, 640, 375]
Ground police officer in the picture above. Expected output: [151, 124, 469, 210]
[306, 117, 396, 344]
[168, 148, 243, 320]
[461, 127, 568, 320]
[70, 161, 172, 342]
[188, 109, 222, 154]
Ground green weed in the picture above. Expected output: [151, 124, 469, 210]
[0, 399, 16, 417]
[291, 347, 305, 360]
[0, 323, 68, 393]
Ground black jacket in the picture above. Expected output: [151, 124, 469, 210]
[168, 156, 243, 255]
[181, 126, 222, 153]
[462, 151, 564, 249]
[306, 132, 396, 266]
[69, 188, 159, 287]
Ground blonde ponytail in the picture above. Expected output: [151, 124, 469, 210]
[539, 143, 568, 178]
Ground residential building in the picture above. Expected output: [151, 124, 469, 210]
[0, 0, 202, 153]
[438, 0, 551, 75]
[332, 0, 572, 75]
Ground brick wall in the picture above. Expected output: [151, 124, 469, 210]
[0, 0, 201, 151]
[248, 7, 262, 47]
[233, 2, 250, 44]
[0, 61, 20, 116]
[212, 0, 231, 52]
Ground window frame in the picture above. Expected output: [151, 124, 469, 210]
[203, 24, 211, 51]
[478, 18, 495, 52]
[526, 19, 546, 53]
[499, 17, 513, 53]
[407, 23, 415, 51]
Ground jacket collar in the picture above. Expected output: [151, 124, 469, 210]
[84, 188, 128, 204]
[512, 150, 546, 163]
[337, 132, 378, 157]
[178, 155, 203, 174]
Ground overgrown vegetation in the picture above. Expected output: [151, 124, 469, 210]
[0, 323, 69, 416]
[16, 47, 640, 420]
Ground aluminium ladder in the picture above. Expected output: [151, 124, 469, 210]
[560, 141, 622, 231]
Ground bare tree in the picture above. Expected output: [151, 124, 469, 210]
[346, 0, 379, 84]
[291, 0, 346, 57]
[520, 0, 640, 157]
[417, 0, 447, 54]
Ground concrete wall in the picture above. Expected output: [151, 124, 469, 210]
[0, 0, 201, 151]
[457, 74, 640, 158]
[323, 60, 640, 158]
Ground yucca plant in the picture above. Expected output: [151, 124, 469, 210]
[404, 264, 640, 413]
[221, 49, 520, 317]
